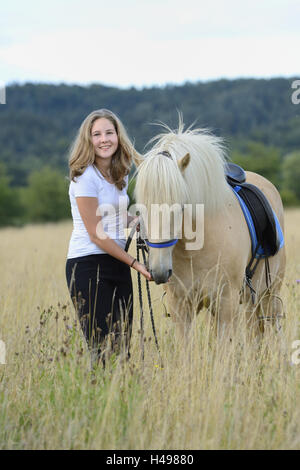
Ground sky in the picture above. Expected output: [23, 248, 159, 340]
[0, 0, 299, 89]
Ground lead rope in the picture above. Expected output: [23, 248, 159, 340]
[125, 222, 162, 366]
[138, 233, 162, 365]
[136, 233, 145, 362]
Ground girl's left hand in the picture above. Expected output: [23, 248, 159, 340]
[133, 260, 152, 281]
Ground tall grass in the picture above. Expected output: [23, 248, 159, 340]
[0, 211, 299, 450]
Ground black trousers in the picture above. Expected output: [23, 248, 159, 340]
[66, 254, 133, 361]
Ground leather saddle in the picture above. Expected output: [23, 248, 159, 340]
[225, 162, 283, 259]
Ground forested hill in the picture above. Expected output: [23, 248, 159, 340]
[0, 77, 299, 187]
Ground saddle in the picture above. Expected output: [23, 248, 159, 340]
[225, 162, 284, 259]
[225, 163, 284, 302]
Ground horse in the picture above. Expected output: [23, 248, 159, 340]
[134, 123, 286, 337]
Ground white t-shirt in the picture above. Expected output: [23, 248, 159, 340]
[67, 165, 129, 259]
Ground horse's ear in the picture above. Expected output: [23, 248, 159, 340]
[178, 153, 190, 172]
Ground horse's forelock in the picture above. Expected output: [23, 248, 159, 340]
[136, 127, 232, 213]
[135, 149, 189, 209]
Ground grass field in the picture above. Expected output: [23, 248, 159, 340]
[0, 209, 299, 450]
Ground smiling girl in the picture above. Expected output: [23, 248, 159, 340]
[66, 109, 151, 366]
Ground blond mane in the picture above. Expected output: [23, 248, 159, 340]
[135, 121, 232, 214]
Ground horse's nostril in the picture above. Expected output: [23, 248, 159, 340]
[152, 270, 173, 285]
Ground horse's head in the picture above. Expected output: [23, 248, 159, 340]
[135, 150, 190, 284]
[144, 205, 182, 284]
[134, 122, 233, 284]
[147, 243, 175, 285]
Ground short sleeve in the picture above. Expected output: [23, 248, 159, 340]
[72, 166, 99, 197]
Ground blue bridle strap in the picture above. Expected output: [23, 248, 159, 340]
[145, 239, 178, 248]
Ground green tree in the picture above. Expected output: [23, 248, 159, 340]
[281, 151, 300, 204]
[1, 79, 300, 187]
[23, 167, 70, 222]
[231, 141, 281, 187]
[0, 163, 23, 226]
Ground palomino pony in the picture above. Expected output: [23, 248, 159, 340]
[134, 124, 286, 336]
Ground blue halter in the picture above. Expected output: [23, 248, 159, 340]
[145, 239, 178, 248]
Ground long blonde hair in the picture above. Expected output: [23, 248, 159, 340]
[69, 109, 141, 190]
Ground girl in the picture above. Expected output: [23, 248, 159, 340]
[66, 109, 151, 365]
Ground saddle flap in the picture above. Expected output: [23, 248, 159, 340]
[234, 182, 283, 257]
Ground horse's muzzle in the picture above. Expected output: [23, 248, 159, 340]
[151, 269, 172, 285]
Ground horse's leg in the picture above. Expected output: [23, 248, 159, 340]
[164, 286, 194, 344]
[253, 250, 286, 335]
[173, 297, 194, 340]
[257, 280, 285, 334]
[212, 283, 241, 339]
[242, 302, 263, 343]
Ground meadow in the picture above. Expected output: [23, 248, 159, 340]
[0, 209, 299, 450]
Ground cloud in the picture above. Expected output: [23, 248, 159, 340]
[0, 0, 299, 87]
[0, 26, 299, 88]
